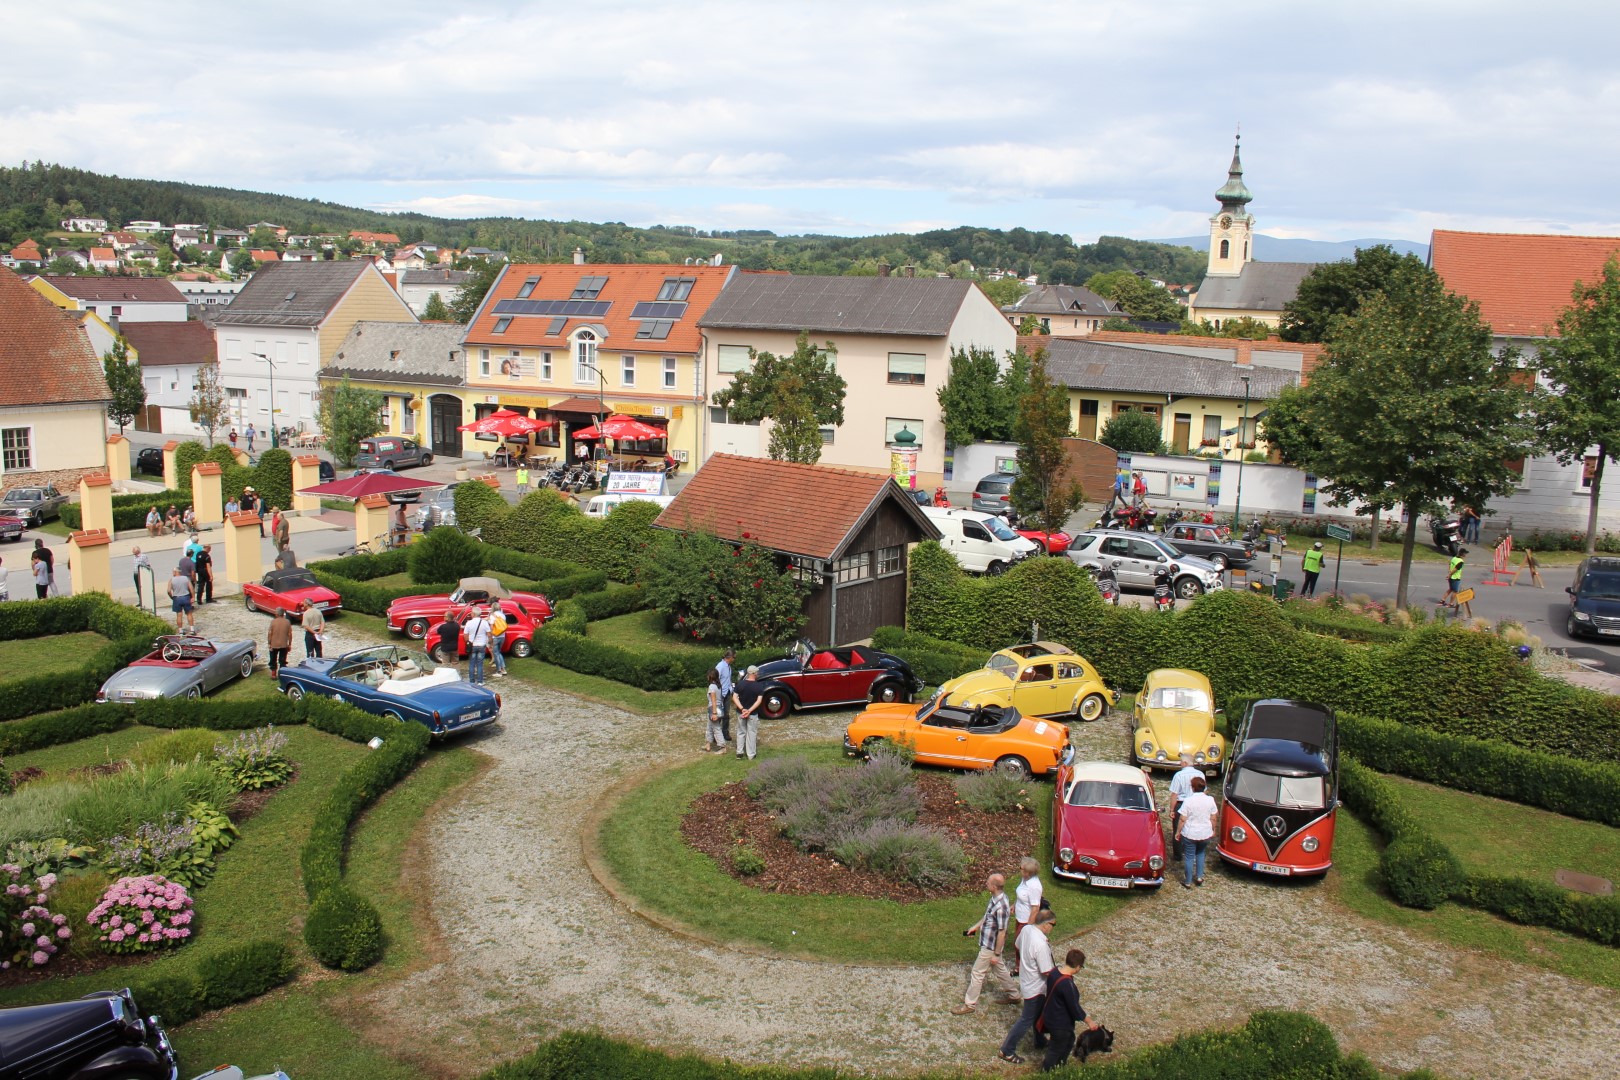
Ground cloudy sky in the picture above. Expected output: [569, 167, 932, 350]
[4, 1, 1618, 243]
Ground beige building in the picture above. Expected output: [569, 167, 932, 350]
[999, 284, 1127, 337]
[1188, 138, 1313, 329]
[698, 274, 1014, 490]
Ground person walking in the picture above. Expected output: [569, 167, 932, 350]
[33, 540, 55, 596]
[194, 544, 215, 604]
[515, 464, 530, 495]
[245, 423, 256, 451]
[1301, 541, 1326, 599]
[1000, 908, 1056, 1064]
[715, 647, 736, 747]
[1039, 949, 1099, 1071]
[1131, 471, 1147, 506]
[300, 599, 326, 659]
[31, 551, 50, 600]
[166, 566, 196, 632]
[433, 610, 461, 668]
[1443, 548, 1468, 608]
[464, 605, 493, 685]
[267, 608, 293, 675]
[704, 668, 727, 753]
[1010, 856, 1044, 976]
[730, 664, 763, 760]
[1175, 774, 1218, 887]
[272, 507, 290, 550]
[131, 546, 151, 606]
[1167, 753, 1201, 860]
[1460, 504, 1481, 545]
[952, 872, 1018, 1014]
[487, 604, 508, 678]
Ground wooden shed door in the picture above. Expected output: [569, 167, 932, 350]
[833, 574, 907, 644]
[134, 404, 162, 433]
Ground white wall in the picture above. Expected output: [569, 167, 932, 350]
[216, 327, 323, 433]
[950, 441, 1020, 485]
[89, 300, 188, 324]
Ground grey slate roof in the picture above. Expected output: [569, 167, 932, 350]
[1001, 284, 1126, 318]
[1041, 338, 1299, 400]
[1193, 261, 1314, 313]
[323, 322, 467, 386]
[400, 268, 473, 287]
[699, 274, 974, 336]
[212, 261, 372, 327]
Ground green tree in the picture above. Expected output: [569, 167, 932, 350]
[979, 277, 1028, 308]
[248, 226, 279, 249]
[448, 260, 503, 322]
[1099, 410, 1167, 455]
[1278, 244, 1417, 343]
[188, 362, 230, 447]
[227, 248, 256, 276]
[1270, 259, 1539, 605]
[318, 377, 385, 466]
[45, 255, 83, 275]
[1536, 254, 1620, 553]
[1177, 316, 1274, 339]
[937, 346, 1015, 447]
[639, 529, 809, 647]
[180, 244, 203, 264]
[1017, 314, 1044, 335]
[102, 337, 144, 434]
[156, 246, 176, 273]
[711, 331, 846, 464]
[1009, 351, 1085, 533]
[421, 291, 451, 321]
[1099, 317, 1137, 333]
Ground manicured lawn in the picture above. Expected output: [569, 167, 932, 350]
[364, 569, 535, 590]
[1327, 538, 1585, 568]
[589, 608, 704, 654]
[504, 657, 706, 714]
[596, 743, 1123, 964]
[32, 520, 73, 539]
[0, 630, 109, 678]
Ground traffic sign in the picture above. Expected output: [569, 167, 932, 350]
[1325, 524, 1354, 542]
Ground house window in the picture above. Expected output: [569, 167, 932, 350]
[376, 399, 391, 429]
[1113, 402, 1161, 420]
[832, 552, 871, 584]
[887, 352, 927, 385]
[717, 344, 752, 374]
[1, 427, 31, 471]
[516, 275, 540, 299]
[788, 555, 820, 585]
[635, 319, 674, 340]
[574, 330, 599, 384]
[111, 305, 122, 318]
[144, 375, 160, 395]
[656, 277, 695, 301]
[540, 352, 553, 381]
[479, 349, 491, 377]
[663, 356, 677, 389]
[1583, 455, 1600, 488]
[885, 417, 924, 445]
[570, 275, 607, 299]
[1219, 239, 1230, 259]
[709, 406, 759, 427]
[876, 545, 903, 576]
[1202, 415, 1222, 446]
[621, 355, 635, 387]
[402, 400, 416, 435]
[493, 317, 512, 334]
[820, 427, 835, 445]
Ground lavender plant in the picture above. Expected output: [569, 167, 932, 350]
[212, 725, 293, 792]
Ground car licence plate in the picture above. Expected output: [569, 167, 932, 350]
[1090, 875, 1130, 888]
[1252, 862, 1292, 876]
[1600, 629, 1620, 637]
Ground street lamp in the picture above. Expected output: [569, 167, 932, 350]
[250, 352, 279, 448]
[1232, 374, 1252, 530]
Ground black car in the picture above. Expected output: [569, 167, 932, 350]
[135, 447, 165, 476]
[317, 459, 336, 483]
[750, 641, 923, 720]
[1160, 522, 1255, 570]
[1566, 556, 1620, 640]
[0, 987, 178, 1079]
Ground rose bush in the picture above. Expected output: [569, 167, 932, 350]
[87, 874, 194, 955]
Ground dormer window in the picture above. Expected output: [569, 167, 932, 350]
[656, 277, 695, 301]
[493, 317, 512, 334]
[516, 276, 540, 299]
[570, 275, 607, 299]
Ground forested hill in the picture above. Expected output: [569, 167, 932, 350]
[0, 161, 1205, 285]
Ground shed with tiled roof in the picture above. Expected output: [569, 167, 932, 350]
[655, 453, 940, 644]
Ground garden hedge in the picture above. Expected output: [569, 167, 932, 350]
[1281, 605, 1409, 643]
[532, 600, 776, 691]
[307, 544, 608, 617]
[303, 884, 385, 971]
[62, 444, 293, 531]
[126, 939, 298, 1026]
[0, 596, 173, 722]
[869, 626, 988, 687]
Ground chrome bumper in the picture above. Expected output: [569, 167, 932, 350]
[1050, 865, 1165, 888]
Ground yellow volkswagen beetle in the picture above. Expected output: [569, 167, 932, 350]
[1133, 668, 1225, 773]
[939, 641, 1114, 723]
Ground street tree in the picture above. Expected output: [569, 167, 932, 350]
[1009, 350, 1086, 533]
[102, 337, 145, 434]
[449, 260, 503, 322]
[1278, 244, 1417, 344]
[188, 362, 230, 447]
[710, 332, 846, 464]
[318, 376, 386, 467]
[1269, 259, 1538, 605]
[1099, 410, 1167, 455]
[421, 291, 452, 321]
[1536, 254, 1620, 553]
[938, 346, 1015, 447]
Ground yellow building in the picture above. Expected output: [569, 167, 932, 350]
[1188, 137, 1313, 330]
[320, 323, 469, 457]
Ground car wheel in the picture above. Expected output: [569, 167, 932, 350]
[421, 454, 433, 466]
[985, 560, 1007, 576]
[383, 710, 405, 724]
[239, 653, 255, 678]
[871, 680, 904, 704]
[185, 684, 202, 700]
[284, 683, 305, 701]
[511, 638, 533, 658]
[403, 618, 430, 640]
[382, 460, 395, 471]
[993, 755, 1031, 779]
[1176, 577, 1205, 600]
[760, 690, 792, 720]
[1567, 613, 1582, 639]
[1207, 553, 1229, 572]
[1075, 693, 1107, 723]
[245, 593, 259, 613]
[429, 645, 450, 663]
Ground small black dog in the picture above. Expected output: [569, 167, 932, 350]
[1076, 1024, 1115, 1063]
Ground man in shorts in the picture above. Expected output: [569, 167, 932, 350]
[166, 566, 196, 632]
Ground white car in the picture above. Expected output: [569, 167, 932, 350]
[921, 506, 1039, 575]
[1066, 530, 1224, 599]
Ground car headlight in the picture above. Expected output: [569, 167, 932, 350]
[1059, 847, 1074, 864]
[1301, 836, 1320, 853]
[1574, 611, 1592, 621]
[1229, 825, 1247, 843]
[1148, 855, 1164, 870]
[1207, 745, 1220, 760]
[1140, 740, 1154, 755]
[1194, 752, 1205, 764]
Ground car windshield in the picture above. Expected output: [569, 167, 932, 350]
[2, 490, 37, 502]
[1228, 768, 1326, 809]
[984, 517, 1018, 541]
[331, 645, 437, 684]
[1067, 780, 1152, 810]
[1148, 686, 1211, 711]
[986, 655, 1019, 678]
[1581, 572, 1620, 600]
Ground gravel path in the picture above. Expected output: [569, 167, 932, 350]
[196, 600, 1620, 1078]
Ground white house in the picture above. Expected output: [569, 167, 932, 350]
[125, 220, 164, 234]
[397, 268, 473, 316]
[31, 276, 189, 324]
[60, 217, 108, 233]
[173, 279, 246, 307]
[119, 321, 218, 434]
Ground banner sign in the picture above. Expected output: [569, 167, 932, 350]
[606, 471, 665, 495]
[1303, 474, 1318, 515]
[1206, 461, 1222, 506]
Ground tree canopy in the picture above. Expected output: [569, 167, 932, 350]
[1009, 351, 1086, 533]
[1085, 270, 1184, 322]
[1278, 244, 1420, 344]
[102, 337, 144, 434]
[448, 260, 503, 323]
[318, 376, 386, 467]
[710, 332, 847, 464]
[1099, 410, 1167, 456]
[421, 291, 452, 321]
[937, 346, 1027, 447]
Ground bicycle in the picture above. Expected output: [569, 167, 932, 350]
[338, 532, 395, 557]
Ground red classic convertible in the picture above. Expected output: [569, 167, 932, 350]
[751, 641, 923, 720]
[386, 576, 553, 639]
[243, 568, 342, 622]
[1015, 526, 1073, 555]
[426, 597, 543, 660]
[1051, 760, 1166, 889]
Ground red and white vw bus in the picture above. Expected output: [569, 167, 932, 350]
[1216, 699, 1337, 878]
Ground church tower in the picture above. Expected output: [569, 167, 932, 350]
[1206, 134, 1254, 277]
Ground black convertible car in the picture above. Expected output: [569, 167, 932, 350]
[0, 987, 178, 1079]
[750, 641, 922, 720]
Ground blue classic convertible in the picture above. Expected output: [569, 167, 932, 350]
[277, 644, 499, 738]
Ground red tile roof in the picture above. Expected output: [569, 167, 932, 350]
[89, 247, 116, 261]
[0, 271, 111, 407]
[249, 250, 280, 263]
[119, 320, 217, 367]
[466, 263, 735, 355]
[350, 230, 401, 245]
[1430, 229, 1620, 338]
[41, 275, 187, 304]
[654, 453, 939, 561]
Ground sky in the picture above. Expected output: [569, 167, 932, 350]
[4, 1, 1620, 244]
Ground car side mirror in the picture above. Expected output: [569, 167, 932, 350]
[1566, 587, 1575, 595]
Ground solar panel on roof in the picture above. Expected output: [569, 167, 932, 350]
[629, 301, 687, 320]
[490, 299, 611, 318]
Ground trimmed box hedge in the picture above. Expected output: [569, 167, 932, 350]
[0, 596, 174, 722]
[532, 600, 776, 692]
[307, 544, 609, 617]
[127, 939, 297, 1027]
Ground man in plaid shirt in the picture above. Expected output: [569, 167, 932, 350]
[953, 872, 1020, 1013]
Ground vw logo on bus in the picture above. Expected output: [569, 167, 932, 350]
[1262, 815, 1287, 839]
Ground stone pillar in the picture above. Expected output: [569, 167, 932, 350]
[78, 473, 115, 535]
[223, 510, 264, 586]
[106, 435, 131, 483]
[192, 462, 225, 527]
[233, 448, 253, 468]
[291, 456, 324, 514]
[354, 494, 390, 549]
[161, 440, 181, 491]
[67, 529, 113, 596]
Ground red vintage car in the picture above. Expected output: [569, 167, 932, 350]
[1015, 527, 1073, 555]
[242, 568, 342, 622]
[752, 641, 923, 720]
[426, 597, 542, 660]
[386, 576, 553, 639]
[1051, 760, 1166, 889]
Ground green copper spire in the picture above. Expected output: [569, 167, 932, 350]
[1214, 133, 1253, 210]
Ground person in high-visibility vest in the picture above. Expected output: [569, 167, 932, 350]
[1301, 541, 1326, 598]
[1443, 548, 1468, 605]
[515, 465, 530, 495]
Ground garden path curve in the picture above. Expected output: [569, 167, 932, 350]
[199, 603, 1620, 1079]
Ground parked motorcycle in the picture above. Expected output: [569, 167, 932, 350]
[1087, 561, 1121, 606]
[1430, 516, 1462, 555]
[1152, 565, 1177, 612]
[1095, 504, 1159, 532]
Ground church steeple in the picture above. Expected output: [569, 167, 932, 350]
[1206, 131, 1254, 277]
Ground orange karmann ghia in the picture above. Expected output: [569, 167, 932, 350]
[844, 694, 1074, 779]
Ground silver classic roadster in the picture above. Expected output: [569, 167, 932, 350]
[96, 635, 258, 702]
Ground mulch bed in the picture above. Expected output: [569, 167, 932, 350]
[681, 775, 1040, 904]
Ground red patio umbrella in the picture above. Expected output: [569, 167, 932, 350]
[572, 414, 665, 441]
[457, 408, 555, 437]
[295, 472, 446, 500]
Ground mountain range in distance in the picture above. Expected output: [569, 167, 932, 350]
[1146, 233, 1429, 264]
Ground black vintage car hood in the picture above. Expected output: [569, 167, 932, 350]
[0, 996, 120, 1067]
[1576, 595, 1620, 619]
[755, 656, 807, 679]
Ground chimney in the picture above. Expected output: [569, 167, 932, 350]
[573, 247, 585, 265]
[878, 262, 891, 277]
[903, 264, 915, 278]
